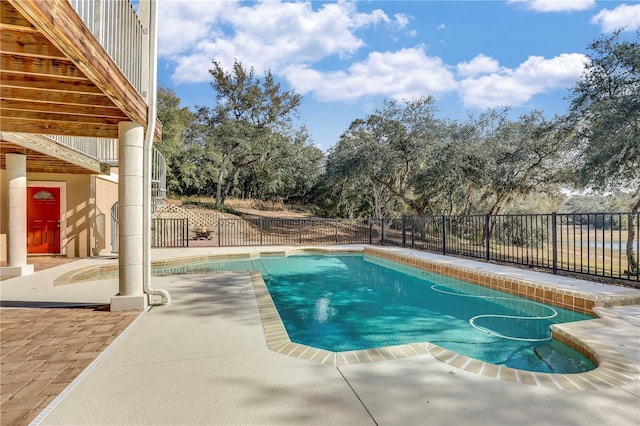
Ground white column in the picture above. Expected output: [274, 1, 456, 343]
[111, 122, 148, 311]
[0, 154, 33, 277]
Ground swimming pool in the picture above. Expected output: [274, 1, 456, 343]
[260, 253, 594, 373]
[153, 252, 595, 373]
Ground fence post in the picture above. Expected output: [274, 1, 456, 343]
[441, 215, 446, 255]
[299, 218, 302, 244]
[381, 218, 385, 246]
[186, 218, 189, 247]
[335, 219, 339, 244]
[402, 216, 406, 247]
[217, 219, 221, 247]
[369, 219, 373, 244]
[411, 216, 416, 248]
[552, 212, 558, 275]
[485, 214, 490, 262]
[150, 218, 155, 248]
[260, 218, 263, 246]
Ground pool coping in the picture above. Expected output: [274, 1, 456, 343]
[364, 247, 640, 315]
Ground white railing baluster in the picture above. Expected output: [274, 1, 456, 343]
[67, 0, 145, 96]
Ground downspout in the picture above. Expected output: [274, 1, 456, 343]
[143, 0, 170, 304]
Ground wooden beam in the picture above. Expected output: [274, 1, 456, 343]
[8, 0, 149, 128]
[0, 72, 102, 94]
[0, 99, 126, 119]
[0, 22, 38, 33]
[1, 132, 109, 174]
[0, 27, 66, 58]
[1, 54, 86, 79]
[153, 118, 162, 142]
[0, 2, 35, 29]
[1, 118, 118, 139]
[1, 86, 116, 107]
[1, 108, 125, 125]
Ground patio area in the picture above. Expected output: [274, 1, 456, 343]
[0, 306, 138, 425]
[1, 247, 639, 425]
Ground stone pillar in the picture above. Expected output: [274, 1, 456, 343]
[111, 122, 148, 311]
[0, 154, 33, 277]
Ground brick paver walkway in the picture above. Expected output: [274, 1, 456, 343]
[1, 306, 139, 425]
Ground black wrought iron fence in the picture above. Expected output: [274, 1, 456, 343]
[148, 212, 639, 283]
[555, 213, 638, 280]
[490, 214, 554, 269]
[403, 212, 639, 282]
[216, 218, 372, 246]
[151, 218, 189, 248]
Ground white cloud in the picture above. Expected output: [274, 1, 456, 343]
[591, 4, 640, 32]
[158, 0, 231, 58]
[508, 0, 595, 12]
[456, 54, 501, 78]
[161, 0, 394, 84]
[284, 47, 456, 102]
[158, 0, 589, 112]
[171, 53, 215, 84]
[436, 23, 447, 30]
[458, 53, 587, 109]
[394, 13, 410, 29]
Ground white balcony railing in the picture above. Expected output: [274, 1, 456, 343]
[68, 0, 145, 96]
[48, 134, 167, 201]
[152, 145, 167, 201]
[48, 135, 119, 165]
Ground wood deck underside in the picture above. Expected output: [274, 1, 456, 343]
[0, 0, 160, 173]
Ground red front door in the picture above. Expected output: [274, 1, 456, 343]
[27, 187, 61, 254]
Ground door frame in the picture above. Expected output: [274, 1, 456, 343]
[27, 181, 67, 256]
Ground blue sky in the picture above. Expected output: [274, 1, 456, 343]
[156, 0, 640, 151]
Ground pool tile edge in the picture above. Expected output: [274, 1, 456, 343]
[364, 246, 640, 314]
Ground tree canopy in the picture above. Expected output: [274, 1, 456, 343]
[566, 29, 640, 208]
[156, 60, 323, 204]
[155, 87, 200, 195]
[321, 100, 570, 219]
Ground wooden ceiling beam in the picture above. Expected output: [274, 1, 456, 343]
[1, 118, 118, 139]
[0, 27, 66, 58]
[1, 54, 87, 79]
[0, 99, 126, 119]
[0, 2, 35, 28]
[1, 86, 116, 107]
[1, 108, 125, 125]
[1, 72, 102, 94]
[0, 22, 38, 33]
[8, 0, 149, 129]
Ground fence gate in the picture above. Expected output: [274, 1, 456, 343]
[151, 218, 189, 248]
[110, 202, 189, 250]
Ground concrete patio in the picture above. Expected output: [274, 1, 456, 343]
[2, 246, 639, 425]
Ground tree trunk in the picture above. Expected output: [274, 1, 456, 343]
[223, 166, 243, 206]
[216, 168, 225, 206]
[626, 195, 640, 276]
[486, 193, 512, 241]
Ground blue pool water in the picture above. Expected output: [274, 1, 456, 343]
[155, 253, 596, 373]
